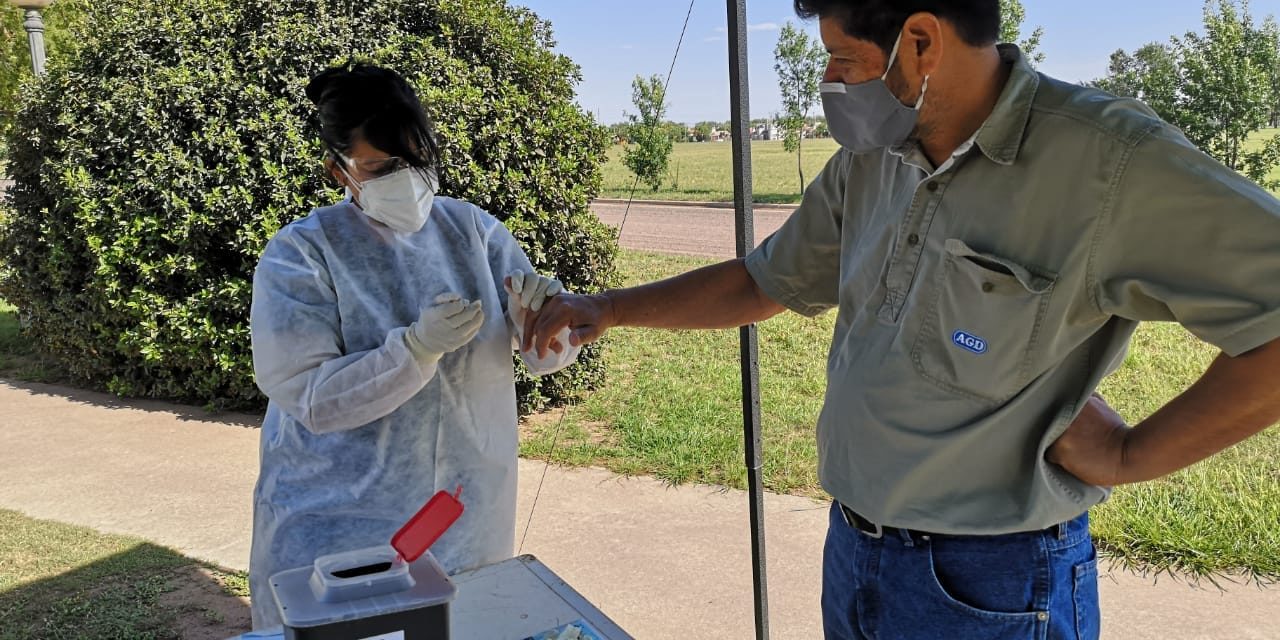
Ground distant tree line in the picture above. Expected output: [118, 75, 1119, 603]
[1091, 0, 1280, 188]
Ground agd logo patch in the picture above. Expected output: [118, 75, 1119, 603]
[952, 330, 987, 354]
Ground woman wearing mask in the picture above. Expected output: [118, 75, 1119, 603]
[248, 63, 578, 628]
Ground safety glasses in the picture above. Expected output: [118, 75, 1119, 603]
[338, 154, 415, 184]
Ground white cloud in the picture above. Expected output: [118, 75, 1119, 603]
[621, 44, 634, 50]
[709, 22, 778, 41]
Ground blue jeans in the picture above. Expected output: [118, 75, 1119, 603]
[822, 503, 1100, 640]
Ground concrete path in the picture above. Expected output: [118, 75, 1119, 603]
[1, 379, 1276, 639]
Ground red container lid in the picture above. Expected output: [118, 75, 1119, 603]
[391, 486, 465, 563]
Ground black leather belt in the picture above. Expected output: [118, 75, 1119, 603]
[838, 502, 1068, 540]
[838, 502, 928, 540]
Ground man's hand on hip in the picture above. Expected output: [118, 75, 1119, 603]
[1046, 394, 1132, 487]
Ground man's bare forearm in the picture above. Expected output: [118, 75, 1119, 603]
[602, 258, 785, 330]
[1121, 337, 1280, 483]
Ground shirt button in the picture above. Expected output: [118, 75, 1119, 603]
[907, 233, 920, 246]
[926, 181, 939, 192]
[982, 282, 995, 293]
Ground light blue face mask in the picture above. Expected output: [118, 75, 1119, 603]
[819, 31, 929, 153]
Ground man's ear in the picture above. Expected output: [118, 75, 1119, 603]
[901, 12, 944, 81]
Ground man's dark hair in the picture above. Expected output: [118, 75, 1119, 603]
[794, 0, 1000, 54]
[304, 63, 440, 170]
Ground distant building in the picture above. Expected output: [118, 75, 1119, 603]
[749, 121, 781, 141]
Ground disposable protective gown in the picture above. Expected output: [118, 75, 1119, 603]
[248, 195, 578, 628]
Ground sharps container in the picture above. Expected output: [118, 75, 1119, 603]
[270, 488, 466, 640]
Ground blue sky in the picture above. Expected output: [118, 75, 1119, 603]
[512, 0, 1280, 124]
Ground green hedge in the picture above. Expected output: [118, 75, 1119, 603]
[0, 0, 617, 411]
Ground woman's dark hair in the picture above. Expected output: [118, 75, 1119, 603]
[304, 63, 440, 170]
[794, 0, 999, 54]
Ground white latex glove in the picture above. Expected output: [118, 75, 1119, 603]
[505, 270, 564, 313]
[404, 293, 484, 363]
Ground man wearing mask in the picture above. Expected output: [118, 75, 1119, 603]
[526, 1, 1280, 638]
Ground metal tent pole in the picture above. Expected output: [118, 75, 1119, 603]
[725, 1, 769, 638]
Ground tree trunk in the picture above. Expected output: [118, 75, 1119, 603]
[797, 77, 807, 196]
[797, 132, 805, 196]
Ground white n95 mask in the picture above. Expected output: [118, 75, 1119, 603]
[343, 159, 439, 234]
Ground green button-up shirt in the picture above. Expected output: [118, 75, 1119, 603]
[745, 45, 1280, 534]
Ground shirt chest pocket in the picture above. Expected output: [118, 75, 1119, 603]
[911, 239, 1057, 404]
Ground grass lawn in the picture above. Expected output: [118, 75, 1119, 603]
[0, 509, 250, 639]
[1243, 127, 1280, 187]
[604, 129, 1280, 204]
[520, 250, 1280, 581]
[599, 139, 840, 204]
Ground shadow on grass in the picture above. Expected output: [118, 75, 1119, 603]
[0, 542, 251, 640]
[0, 305, 64, 385]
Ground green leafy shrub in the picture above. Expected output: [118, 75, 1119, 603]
[0, 0, 616, 411]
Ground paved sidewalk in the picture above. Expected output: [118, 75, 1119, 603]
[591, 200, 792, 259]
[1, 379, 1276, 639]
[593, 198, 799, 211]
